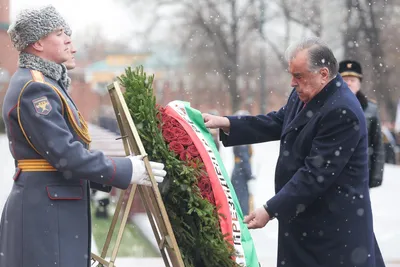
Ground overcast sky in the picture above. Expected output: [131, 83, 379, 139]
[10, 0, 139, 41]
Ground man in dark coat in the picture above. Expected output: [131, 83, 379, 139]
[339, 60, 385, 188]
[203, 37, 385, 267]
[0, 5, 166, 267]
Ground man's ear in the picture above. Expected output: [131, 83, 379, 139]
[31, 40, 44, 52]
[320, 67, 329, 81]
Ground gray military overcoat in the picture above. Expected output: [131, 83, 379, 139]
[0, 67, 132, 267]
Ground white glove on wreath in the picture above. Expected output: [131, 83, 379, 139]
[127, 155, 166, 186]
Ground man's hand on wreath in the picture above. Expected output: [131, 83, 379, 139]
[244, 207, 271, 229]
[202, 113, 230, 133]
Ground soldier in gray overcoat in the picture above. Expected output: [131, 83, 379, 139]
[0, 5, 166, 267]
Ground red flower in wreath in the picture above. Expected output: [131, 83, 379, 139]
[156, 105, 165, 113]
[198, 179, 215, 204]
[173, 127, 187, 138]
[187, 145, 200, 157]
[163, 128, 178, 142]
[198, 175, 210, 188]
[171, 119, 183, 128]
[163, 120, 175, 129]
[169, 141, 185, 154]
[156, 106, 165, 120]
[179, 135, 193, 146]
[162, 113, 173, 124]
[203, 192, 215, 205]
[180, 151, 192, 161]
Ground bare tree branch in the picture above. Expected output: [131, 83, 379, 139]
[262, 35, 287, 70]
[203, 0, 230, 26]
[118, 0, 322, 111]
[278, 0, 321, 37]
[193, 9, 233, 61]
[238, 0, 256, 18]
[345, 0, 397, 121]
[281, 0, 291, 50]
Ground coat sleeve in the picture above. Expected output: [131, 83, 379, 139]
[220, 106, 286, 147]
[368, 113, 384, 188]
[18, 82, 132, 190]
[266, 107, 362, 222]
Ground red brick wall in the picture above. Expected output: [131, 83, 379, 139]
[0, 0, 18, 104]
[0, 0, 10, 24]
[69, 80, 102, 122]
[0, 29, 19, 107]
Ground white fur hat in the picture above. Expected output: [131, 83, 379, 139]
[8, 5, 71, 52]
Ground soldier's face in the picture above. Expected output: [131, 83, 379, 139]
[64, 43, 77, 70]
[289, 49, 330, 103]
[40, 27, 71, 64]
[342, 76, 361, 94]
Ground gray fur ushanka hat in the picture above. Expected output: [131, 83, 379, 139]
[8, 5, 72, 52]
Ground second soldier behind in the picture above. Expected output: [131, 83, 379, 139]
[339, 60, 385, 188]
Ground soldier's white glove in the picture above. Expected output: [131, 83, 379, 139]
[127, 155, 166, 186]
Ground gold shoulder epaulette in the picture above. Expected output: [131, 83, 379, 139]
[30, 70, 45, 83]
[26, 69, 91, 145]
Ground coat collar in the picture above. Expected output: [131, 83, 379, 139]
[18, 52, 71, 89]
[282, 75, 342, 136]
[356, 91, 368, 110]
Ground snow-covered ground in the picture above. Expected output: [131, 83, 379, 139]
[1, 135, 399, 266]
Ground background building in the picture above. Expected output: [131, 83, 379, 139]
[0, 0, 18, 107]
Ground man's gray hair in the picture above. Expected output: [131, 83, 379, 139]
[285, 37, 338, 79]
